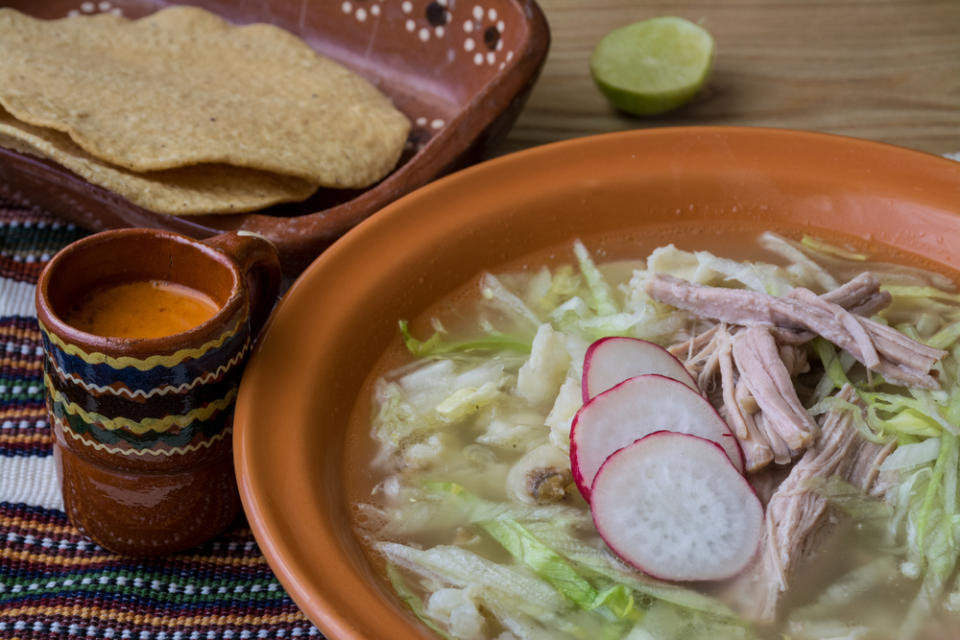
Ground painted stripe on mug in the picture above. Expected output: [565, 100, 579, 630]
[54, 407, 230, 451]
[51, 375, 239, 424]
[42, 330, 250, 392]
[38, 314, 244, 371]
[44, 375, 237, 434]
[58, 417, 232, 458]
[46, 347, 248, 399]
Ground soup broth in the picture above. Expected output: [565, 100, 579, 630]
[64, 279, 219, 339]
[353, 231, 960, 640]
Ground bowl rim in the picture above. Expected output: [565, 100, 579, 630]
[233, 125, 960, 639]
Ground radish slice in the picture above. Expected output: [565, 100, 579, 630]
[591, 431, 762, 582]
[582, 336, 698, 402]
[570, 374, 743, 500]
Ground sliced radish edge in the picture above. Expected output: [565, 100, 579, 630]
[570, 374, 744, 501]
[590, 431, 763, 582]
[581, 336, 698, 403]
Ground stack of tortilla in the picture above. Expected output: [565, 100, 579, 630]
[0, 6, 410, 216]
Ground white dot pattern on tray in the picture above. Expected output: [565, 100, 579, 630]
[397, 0, 452, 43]
[61, 1, 515, 70]
[392, 0, 511, 69]
[462, 4, 508, 67]
[67, 0, 122, 17]
[342, 0, 385, 23]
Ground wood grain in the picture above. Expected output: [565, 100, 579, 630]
[496, 0, 960, 156]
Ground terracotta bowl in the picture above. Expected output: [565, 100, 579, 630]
[233, 127, 960, 639]
[0, 0, 549, 274]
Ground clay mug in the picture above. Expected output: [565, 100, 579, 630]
[35, 228, 280, 555]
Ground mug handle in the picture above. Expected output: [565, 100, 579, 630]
[202, 231, 282, 337]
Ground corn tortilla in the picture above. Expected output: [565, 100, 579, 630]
[0, 108, 317, 216]
[0, 7, 410, 188]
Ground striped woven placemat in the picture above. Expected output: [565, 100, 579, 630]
[0, 200, 321, 639]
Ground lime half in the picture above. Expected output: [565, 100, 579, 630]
[591, 16, 714, 116]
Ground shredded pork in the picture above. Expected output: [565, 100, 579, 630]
[651, 272, 945, 470]
[648, 273, 944, 389]
[721, 386, 891, 624]
[732, 326, 819, 453]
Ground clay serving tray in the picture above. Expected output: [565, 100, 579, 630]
[0, 0, 549, 273]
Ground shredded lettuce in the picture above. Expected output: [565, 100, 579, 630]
[809, 336, 958, 445]
[411, 481, 593, 532]
[860, 390, 958, 437]
[573, 239, 619, 316]
[914, 434, 957, 562]
[812, 337, 854, 390]
[879, 432, 960, 638]
[800, 235, 869, 261]
[882, 285, 960, 305]
[759, 231, 839, 291]
[371, 357, 517, 462]
[519, 520, 742, 621]
[481, 273, 544, 329]
[380, 539, 642, 639]
[386, 563, 457, 640]
[481, 517, 633, 620]
[643, 243, 795, 295]
[880, 438, 941, 472]
[545, 376, 583, 451]
[414, 482, 747, 633]
[373, 379, 426, 447]
[927, 319, 960, 351]
[399, 319, 532, 357]
[528, 265, 583, 316]
[424, 484, 744, 627]
[435, 382, 501, 423]
[516, 324, 573, 406]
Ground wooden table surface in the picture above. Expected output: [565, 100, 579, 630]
[496, 0, 960, 157]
